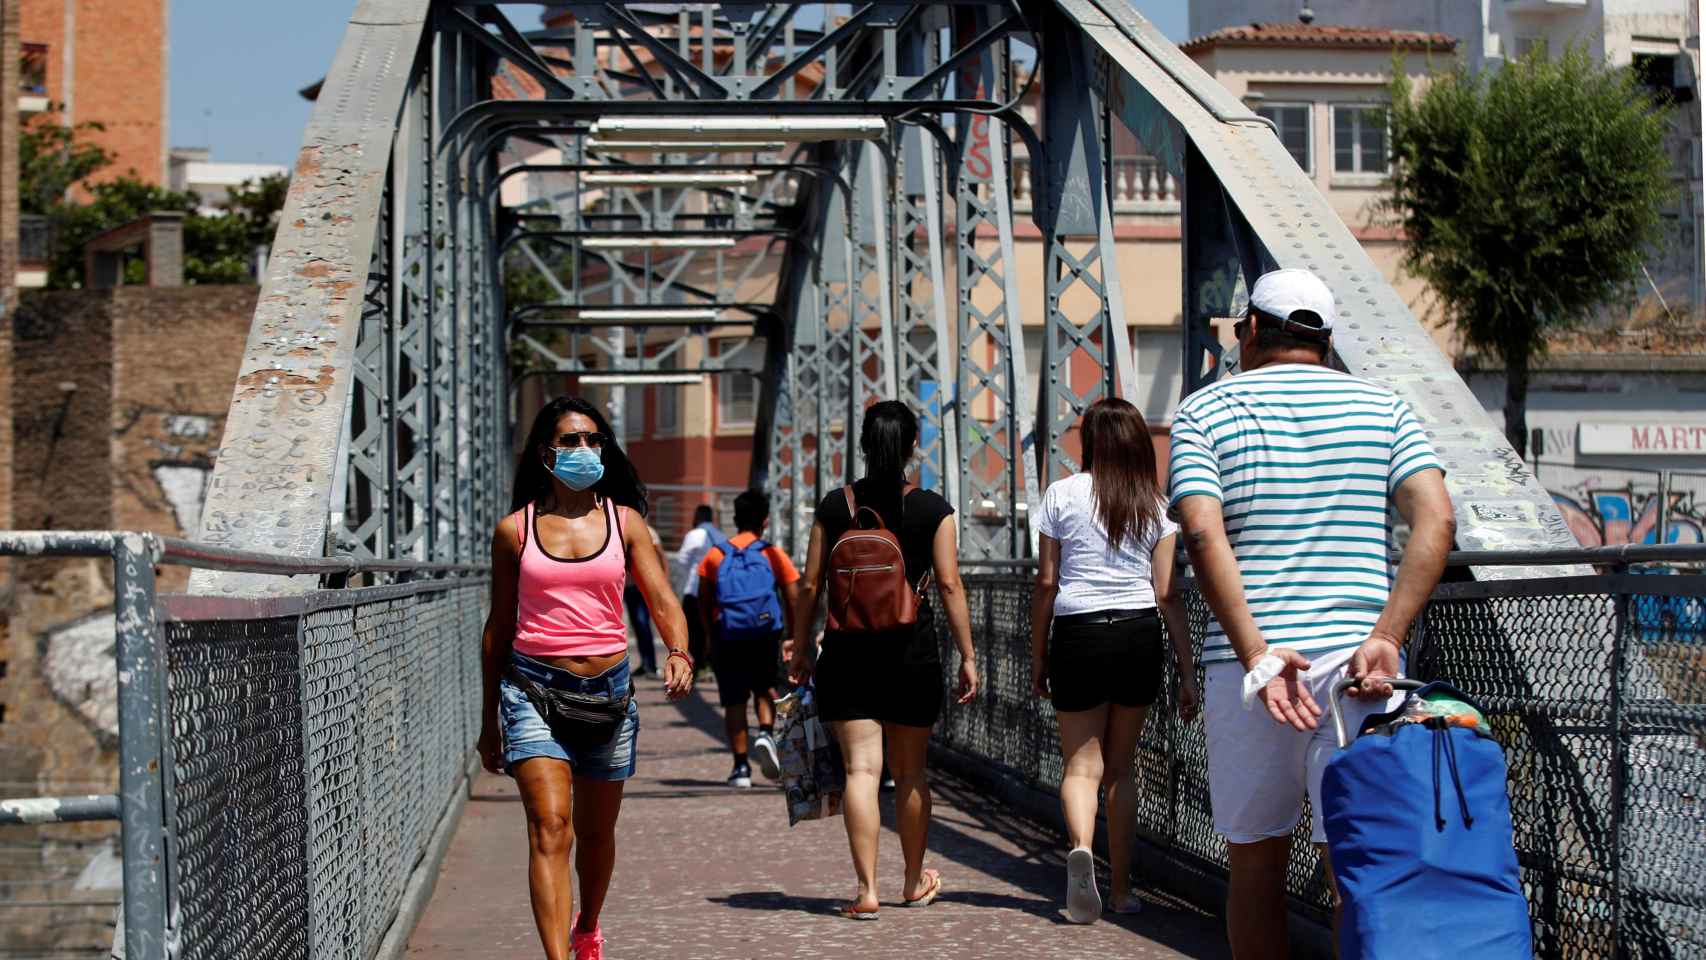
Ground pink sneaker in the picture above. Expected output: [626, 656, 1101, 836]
[571, 915, 604, 960]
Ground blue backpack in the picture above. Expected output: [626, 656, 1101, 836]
[709, 533, 784, 639]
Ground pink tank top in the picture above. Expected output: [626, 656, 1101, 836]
[512, 498, 630, 658]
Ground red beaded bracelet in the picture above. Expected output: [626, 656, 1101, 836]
[667, 648, 694, 671]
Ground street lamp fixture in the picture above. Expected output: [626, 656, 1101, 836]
[587, 139, 787, 153]
[590, 116, 886, 142]
[577, 373, 708, 385]
[575, 308, 723, 322]
[579, 236, 739, 251]
[579, 172, 761, 188]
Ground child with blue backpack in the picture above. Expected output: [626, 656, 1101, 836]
[698, 489, 802, 787]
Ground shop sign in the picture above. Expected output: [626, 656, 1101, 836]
[1578, 421, 1706, 455]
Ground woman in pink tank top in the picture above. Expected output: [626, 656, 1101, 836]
[477, 396, 691, 960]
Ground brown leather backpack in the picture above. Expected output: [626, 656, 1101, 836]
[825, 484, 931, 633]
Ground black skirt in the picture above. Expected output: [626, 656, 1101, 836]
[813, 613, 943, 729]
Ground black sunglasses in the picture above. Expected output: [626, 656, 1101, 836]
[551, 431, 608, 449]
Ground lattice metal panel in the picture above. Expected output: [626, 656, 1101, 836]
[936, 573, 1706, 954]
[950, 14, 1037, 561]
[164, 616, 310, 960]
[892, 119, 956, 506]
[300, 605, 363, 960]
[848, 141, 896, 462]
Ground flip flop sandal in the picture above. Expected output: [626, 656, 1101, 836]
[837, 904, 880, 921]
[902, 869, 943, 908]
[1108, 893, 1144, 915]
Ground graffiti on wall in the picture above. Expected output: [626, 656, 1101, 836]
[1550, 480, 1705, 548]
[114, 391, 224, 537]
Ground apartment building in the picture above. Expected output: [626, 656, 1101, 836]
[16, 0, 169, 288]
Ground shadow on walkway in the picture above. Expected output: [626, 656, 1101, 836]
[406, 676, 1225, 960]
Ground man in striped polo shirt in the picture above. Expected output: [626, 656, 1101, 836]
[1168, 268, 1456, 956]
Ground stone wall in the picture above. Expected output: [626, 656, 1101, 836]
[0, 284, 257, 955]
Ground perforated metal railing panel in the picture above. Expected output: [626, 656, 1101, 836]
[163, 579, 488, 960]
[934, 572, 1706, 955]
[165, 615, 310, 960]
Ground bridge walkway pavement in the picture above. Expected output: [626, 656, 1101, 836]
[405, 675, 1227, 960]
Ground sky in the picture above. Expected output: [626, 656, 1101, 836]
[169, 1, 1189, 169]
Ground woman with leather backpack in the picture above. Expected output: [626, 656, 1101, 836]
[476, 396, 694, 960]
[788, 400, 979, 920]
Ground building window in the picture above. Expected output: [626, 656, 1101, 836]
[1256, 103, 1312, 173]
[1514, 35, 1549, 62]
[1633, 52, 1692, 104]
[653, 382, 680, 435]
[622, 384, 644, 441]
[1332, 105, 1388, 176]
[716, 339, 761, 430]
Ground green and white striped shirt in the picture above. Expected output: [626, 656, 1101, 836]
[1167, 364, 1444, 664]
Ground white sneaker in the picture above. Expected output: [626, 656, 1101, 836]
[1066, 847, 1101, 924]
[751, 733, 782, 781]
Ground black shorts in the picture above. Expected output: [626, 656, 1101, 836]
[813, 624, 943, 729]
[1047, 608, 1164, 713]
[712, 630, 782, 707]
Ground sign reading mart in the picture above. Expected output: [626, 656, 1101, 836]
[1579, 421, 1706, 455]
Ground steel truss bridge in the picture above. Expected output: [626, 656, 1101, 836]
[19, 4, 1699, 960]
[193, 0, 1573, 587]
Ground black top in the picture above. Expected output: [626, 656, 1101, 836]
[814, 480, 955, 591]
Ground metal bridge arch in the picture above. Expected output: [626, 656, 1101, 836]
[193, 0, 1578, 596]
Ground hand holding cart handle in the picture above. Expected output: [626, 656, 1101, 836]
[1331, 677, 1427, 750]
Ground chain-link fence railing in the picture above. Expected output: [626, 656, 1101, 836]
[0, 533, 487, 960]
[933, 560, 1706, 958]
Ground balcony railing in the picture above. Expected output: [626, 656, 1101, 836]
[1011, 154, 1179, 215]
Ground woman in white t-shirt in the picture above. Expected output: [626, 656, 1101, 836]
[1030, 397, 1199, 924]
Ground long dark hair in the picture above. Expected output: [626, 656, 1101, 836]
[511, 395, 649, 516]
[1080, 398, 1161, 550]
[858, 401, 918, 490]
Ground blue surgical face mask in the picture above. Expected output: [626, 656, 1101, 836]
[551, 446, 605, 491]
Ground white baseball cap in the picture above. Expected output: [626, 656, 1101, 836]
[1249, 268, 1335, 338]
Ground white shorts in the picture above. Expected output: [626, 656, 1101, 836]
[1203, 646, 1402, 845]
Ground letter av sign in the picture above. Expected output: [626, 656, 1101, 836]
[1579, 421, 1706, 455]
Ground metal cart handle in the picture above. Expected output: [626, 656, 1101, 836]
[1330, 677, 1427, 749]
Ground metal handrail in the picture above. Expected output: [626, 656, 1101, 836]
[958, 543, 1706, 573]
[0, 530, 487, 960]
[0, 531, 489, 577]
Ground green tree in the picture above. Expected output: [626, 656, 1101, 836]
[1387, 46, 1675, 457]
[18, 112, 111, 213]
[45, 175, 290, 288]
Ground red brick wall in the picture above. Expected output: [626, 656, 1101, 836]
[1, 285, 255, 956]
[19, 0, 166, 186]
[109, 286, 257, 586]
[10, 290, 117, 533]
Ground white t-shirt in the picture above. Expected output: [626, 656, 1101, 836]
[674, 524, 715, 596]
[1037, 472, 1178, 616]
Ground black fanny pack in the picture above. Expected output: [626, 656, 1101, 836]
[508, 667, 630, 750]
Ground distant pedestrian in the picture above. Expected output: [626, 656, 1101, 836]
[624, 525, 663, 675]
[477, 395, 694, 960]
[1031, 397, 1199, 923]
[789, 400, 979, 919]
[697, 489, 801, 788]
[1167, 269, 1454, 957]
[675, 504, 718, 671]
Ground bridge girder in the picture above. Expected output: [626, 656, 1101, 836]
[194, 0, 1576, 599]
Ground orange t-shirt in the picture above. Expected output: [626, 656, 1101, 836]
[698, 531, 801, 588]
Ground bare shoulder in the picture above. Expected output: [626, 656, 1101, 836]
[620, 505, 655, 544]
[491, 510, 523, 560]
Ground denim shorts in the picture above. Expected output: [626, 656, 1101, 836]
[499, 653, 640, 781]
